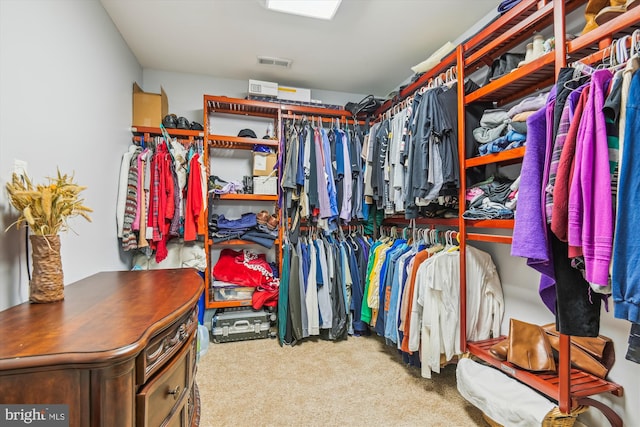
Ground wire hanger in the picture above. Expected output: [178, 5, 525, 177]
[631, 29, 640, 58]
[447, 230, 460, 252]
[617, 35, 631, 65]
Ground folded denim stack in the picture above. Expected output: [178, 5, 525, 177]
[463, 176, 517, 220]
[209, 211, 279, 248]
[209, 212, 257, 243]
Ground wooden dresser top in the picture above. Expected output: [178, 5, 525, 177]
[0, 269, 204, 370]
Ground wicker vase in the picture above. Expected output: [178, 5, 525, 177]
[29, 234, 64, 303]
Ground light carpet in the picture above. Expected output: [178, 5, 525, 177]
[196, 334, 485, 426]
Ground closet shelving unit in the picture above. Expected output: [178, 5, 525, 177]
[203, 95, 281, 309]
[202, 95, 364, 309]
[375, 0, 635, 424]
[456, 1, 634, 424]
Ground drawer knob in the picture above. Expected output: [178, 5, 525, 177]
[167, 385, 181, 400]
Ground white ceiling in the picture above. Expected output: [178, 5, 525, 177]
[99, 0, 498, 97]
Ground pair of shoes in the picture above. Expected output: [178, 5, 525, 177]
[257, 210, 270, 225]
[489, 318, 556, 372]
[489, 319, 616, 378]
[267, 214, 279, 231]
[518, 34, 546, 67]
[595, 0, 639, 26]
[582, 0, 616, 34]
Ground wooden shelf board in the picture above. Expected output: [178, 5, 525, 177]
[205, 95, 280, 118]
[279, 103, 353, 118]
[465, 219, 515, 229]
[215, 194, 278, 201]
[467, 337, 623, 401]
[466, 232, 513, 244]
[209, 239, 280, 246]
[466, 146, 526, 168]
[465, 52, 556, 104]
[384, 216, 459, 227]
[131, 126, 204, 137]
[207, 134, 279, 150]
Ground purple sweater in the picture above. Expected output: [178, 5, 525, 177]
[511, 89, 556, 313]
[568, 69, 613, 287]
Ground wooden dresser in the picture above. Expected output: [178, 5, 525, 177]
[0, 269, 204, 427]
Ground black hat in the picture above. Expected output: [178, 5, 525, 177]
[238, 128, 257, 138]
[176, 116, 190, 130]
[162, 114, 178, 128]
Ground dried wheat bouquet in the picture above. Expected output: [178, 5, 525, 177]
[5, 169, 93, 236]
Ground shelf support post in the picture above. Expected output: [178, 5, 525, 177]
[553, 0, 567, 74]
[456, 44, 468, 353]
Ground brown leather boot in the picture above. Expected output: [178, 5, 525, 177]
[596, 0, 639, 26]
[582, 0, 613, 34]
[506, 319, 556, 372]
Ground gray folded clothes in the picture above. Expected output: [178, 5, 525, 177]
[463, 198, 514, 219]
[473, 123, 509, 144]
[509, 121, 528, 134]
[473, 109, 510, 143]
[506, 92, 549, 117]
[472, 181, 514, 207]
[479, 108, 510, 128]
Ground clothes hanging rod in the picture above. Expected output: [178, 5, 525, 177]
[281, 114, 364, 125]
[131, 135, 201, 145]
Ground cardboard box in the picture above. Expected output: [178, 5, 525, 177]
[253, 176, 278, 195]
[132, 82, 168, 127]
[277, 85, 311, 103]
[252, 152, 277, 176]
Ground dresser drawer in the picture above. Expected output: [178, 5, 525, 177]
[136, 331, 195, 427]
[138, 307, 198, 385]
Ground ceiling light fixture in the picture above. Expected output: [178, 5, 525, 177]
[265, 0, 342, 20]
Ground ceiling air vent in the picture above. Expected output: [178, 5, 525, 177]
[257, 56, 292, 68]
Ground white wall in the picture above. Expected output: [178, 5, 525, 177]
[0, 0, 142, 310]
[139, 68, 368, 282]
[472, 241, 638, 427]
[142, 68, 368, 124]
